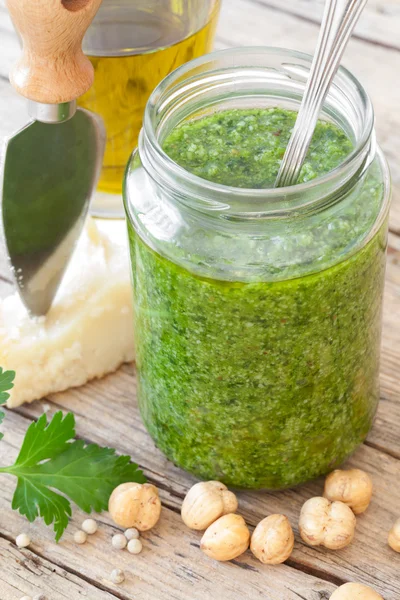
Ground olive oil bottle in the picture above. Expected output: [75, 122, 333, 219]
[79, 0, 220, 216]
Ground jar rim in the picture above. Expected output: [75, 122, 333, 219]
[140, 46, 375, 217]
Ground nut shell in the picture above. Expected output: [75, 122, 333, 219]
[251, 514, 294, 565]
[299, 497, 356, 550]
[200, 514, 250, 561]
[109, 483, 161, 531]
[388, 518, 400, 552]
[324, 469, 373, 514]
[181, 481, 238, 530]
[330, 582, 383, 599]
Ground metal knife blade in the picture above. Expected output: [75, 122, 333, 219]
[1, 107, 104, 315]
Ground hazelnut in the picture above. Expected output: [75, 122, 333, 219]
[324, 469, 373, 514]
[251, 514, 294, 564]
[181, 481, 238, 530]
[330, 582, 383, 599]
[388, 518, 400, 552]
[200, 514, 250, 561]
[299, 497, 356, 550]
[109, 483, 161, 531]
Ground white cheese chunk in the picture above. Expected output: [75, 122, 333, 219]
[1, 218, 134, 408]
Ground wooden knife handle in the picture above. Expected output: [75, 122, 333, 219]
[6, 0, 102, 104]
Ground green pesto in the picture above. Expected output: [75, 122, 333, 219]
[127, 108, 387, 489]
[163, 108, 353, 187]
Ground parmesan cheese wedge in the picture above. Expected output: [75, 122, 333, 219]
[1, 218, 134, 408]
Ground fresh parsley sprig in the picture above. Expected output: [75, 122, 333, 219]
[0, 368, 146, 541]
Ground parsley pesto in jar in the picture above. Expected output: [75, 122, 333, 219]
[124, 48, 391, 489]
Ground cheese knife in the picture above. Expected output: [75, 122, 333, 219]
[1, 0, 105, 316]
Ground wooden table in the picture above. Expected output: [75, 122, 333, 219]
[1, 1, 400, 598]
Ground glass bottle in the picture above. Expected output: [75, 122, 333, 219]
[79, 0, 221, 218]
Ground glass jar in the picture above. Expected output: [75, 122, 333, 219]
[124, 48, 391, 490]
[79, 0, 221, 218]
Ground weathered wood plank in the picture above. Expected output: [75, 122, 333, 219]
[369, 241, 400, 460]
[0, 537, 119, 600]
[380, 242, 400, 408]
[6, 375, 400, 597]
[0, 411, 336, 600]
[251, 0, 400, 50]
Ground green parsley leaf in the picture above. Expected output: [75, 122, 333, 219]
[14, 411, 75, 466]
[0, 411, 146, 541]
[0, 368, 15, 440]
[0, 368, 15, 404]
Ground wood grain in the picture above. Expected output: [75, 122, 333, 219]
[6, 0, 102, 103]
[0, 538, 120, 600]
[0, 411, 337, 600]
[5, 374, 400, 598]
[250, 0, 400, 50]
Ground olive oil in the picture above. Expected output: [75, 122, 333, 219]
[79, 2, 220, 203]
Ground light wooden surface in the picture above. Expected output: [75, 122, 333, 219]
[1, 1, 400, 599]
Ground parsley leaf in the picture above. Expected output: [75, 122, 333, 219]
[0, 411, 146, 541]
[0, 368, 15, 441]
[0, 368, 15, 404]
[14, 411, 75, 466]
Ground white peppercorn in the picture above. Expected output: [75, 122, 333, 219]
[82, 519, 98, 535]
[127, 538, 143, 555]
[112, 533, 127, 550]
[125, 527, 140, 541]
[73, 530, 87, 545]
[110, 568, 125, 584]
[16, 533, 31, 548]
